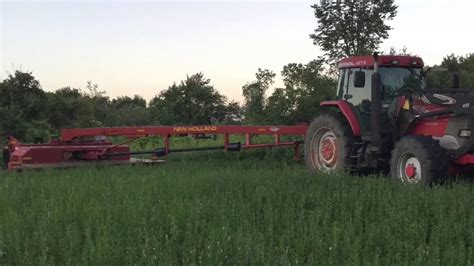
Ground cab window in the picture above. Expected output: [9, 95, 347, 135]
[337, 69, 347, 99]
[346, 68, 372, 108]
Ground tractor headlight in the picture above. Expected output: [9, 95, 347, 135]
[459, 129, 471, 138]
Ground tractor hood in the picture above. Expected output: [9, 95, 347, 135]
[417, 91, 474, 116]
[409, 90, 474, 157]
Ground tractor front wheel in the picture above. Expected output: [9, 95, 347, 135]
[304, 112, 355, 173]
[390, 136, 449, 185]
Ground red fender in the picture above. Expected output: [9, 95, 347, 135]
[320, 101, 361, 136]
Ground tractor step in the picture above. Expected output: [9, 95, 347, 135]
[348, 141, 366, 171]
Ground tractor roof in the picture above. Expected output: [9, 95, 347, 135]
[338, 55, 424, 69]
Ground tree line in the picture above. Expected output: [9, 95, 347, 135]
[0, 59, 335, 142]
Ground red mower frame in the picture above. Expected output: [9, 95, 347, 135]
[5, 125, 308, 171]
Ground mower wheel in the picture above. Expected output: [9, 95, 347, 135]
[304, 111, 355, 173]
[390, 136, 449, 185]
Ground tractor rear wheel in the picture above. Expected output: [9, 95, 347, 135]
[304, 112, 355, 173]
[390, 136, 449, 185]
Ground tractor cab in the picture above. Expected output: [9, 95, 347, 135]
[336, 55, 424, 133]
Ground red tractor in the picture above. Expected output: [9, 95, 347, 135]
[304, 53, 474, 184]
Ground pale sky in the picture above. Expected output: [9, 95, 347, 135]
[1, 0, 473, 103]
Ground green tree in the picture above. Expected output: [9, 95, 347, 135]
[310, 0, 397, 66]
[46, 87, 84, 129]
[84, 81, 110, 126]
[284, 60, 336, 122]
[104, 95, 151, 126]
[223, 101, 243, 124]
[265, 60, 336, 124]
[265, 87, 295, 124]
[426, 54, 474, 90]
[242, 69, 275, 123]
[46, 86, 103, 130]
[0, 71, 49, 141]
[149, 73, 227, 125]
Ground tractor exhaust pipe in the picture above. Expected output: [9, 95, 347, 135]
[371, 52, 382, 153]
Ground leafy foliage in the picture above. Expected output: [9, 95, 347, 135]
[149, 73, 229, 125]
[223, 101, 243, 124]
[310, 0, 397, 66]
[244, 61, 336, 125]
[46, 87, 99, 129]
[0, 72, 242, 142]
[242, 69, 276, 124]
[426, 54, 474, 90]
[0, 71, 48, 141]
[104, 96, 150, 126]
[279, 60, 336, 123]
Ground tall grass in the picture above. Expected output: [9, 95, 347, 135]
[0, 152, 473, 264]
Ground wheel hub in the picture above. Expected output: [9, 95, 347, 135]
[405, 164, 417, 179]
[312, 129, 339, 170]
[321, 138, 335, 161]
[398, 153, 422, 183]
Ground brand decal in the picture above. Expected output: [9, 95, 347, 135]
[173, 126, 218, 133]
[338, 60, 367, 68]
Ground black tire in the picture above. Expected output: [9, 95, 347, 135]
[390, 136, 449, 185]
[304, 112, 355, 173]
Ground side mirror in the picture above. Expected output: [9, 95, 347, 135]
[354, 71, 366, 88]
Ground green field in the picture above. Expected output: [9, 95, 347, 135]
[0, 149, 473, 264]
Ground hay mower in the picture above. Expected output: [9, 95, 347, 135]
[3, 126, 306, 170]
[3, 53, 474, 184]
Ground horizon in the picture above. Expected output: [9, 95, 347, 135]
[1, 0, 473, 103]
